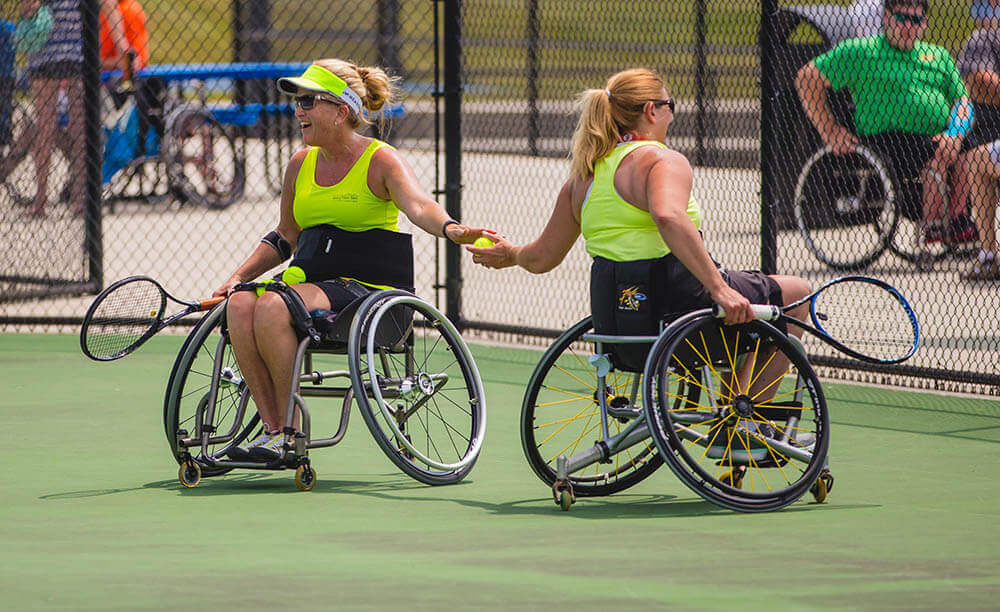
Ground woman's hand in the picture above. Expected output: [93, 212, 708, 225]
[465, 230, 518, 269]
[444, 222, 488, 245]
[710, 284, 754, 325]
[213, 276, 242, 298]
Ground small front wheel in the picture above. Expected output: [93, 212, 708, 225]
[558, 489, 573, 512]
[295, 465, 317, 491]
[178, 459, 201, 488]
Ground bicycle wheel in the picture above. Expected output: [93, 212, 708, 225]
[348, 291, 487, 485]
[643, 313, 830, 512]
[163, 304, 256, 476]
[521, 317, 664, 497]
[794, 146, 897, 270]
[165, 107, 245, 209]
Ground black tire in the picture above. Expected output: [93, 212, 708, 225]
[521, 317, 664, 497]
[794, 146, 897, 270]
[643, 313, 830, 512]
[165, 107, 245, 209]
[163, 304, 257, 477]
[348, 291, 486, 485]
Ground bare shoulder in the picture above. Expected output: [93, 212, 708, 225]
[370, 142, 406, 170]
[625, 145, 691, 178]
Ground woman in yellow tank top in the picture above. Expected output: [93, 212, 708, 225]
[469, 68, 813, 396]
[212, 59, 484, 460]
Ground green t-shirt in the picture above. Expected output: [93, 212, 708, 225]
[814, 34, 968, 136]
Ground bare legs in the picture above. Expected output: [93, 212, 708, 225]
[226, 284, 332, 433]
[25, 76, 85, 216]
[744, 275, 811, 401]
[966, 145, 1000, 255]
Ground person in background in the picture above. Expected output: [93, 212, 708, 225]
[956, 0, 1000, 280]
[795, 0, 976, 246]
[13, 0, 127, 217]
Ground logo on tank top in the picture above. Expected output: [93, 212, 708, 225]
[618, 285, 647, 311]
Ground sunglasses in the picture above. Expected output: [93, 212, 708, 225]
[891, 11, 926, 26]
[635, 98, 675, 113]
[294, 93, 342, 110]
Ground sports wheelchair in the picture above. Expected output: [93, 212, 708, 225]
[794, 144, 967, 270]
[163, 284, 486, 490]
[522, 307, 832, 513]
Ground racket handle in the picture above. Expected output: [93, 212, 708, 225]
[713, 304, 780, 321]
[198, 297, 225, 310]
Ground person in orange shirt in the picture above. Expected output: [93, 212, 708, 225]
[100, 0, 148, 72]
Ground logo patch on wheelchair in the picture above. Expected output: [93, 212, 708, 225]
[618, 285, 647, 312]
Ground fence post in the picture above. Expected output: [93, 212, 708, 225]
[759, 0, 778, 274]
[694, 0, 707, 165]
[526, 0, 539, 156]
[443, 0, 464, 328]
[377, 0, 403, 76]
[83, 0, 103, 291]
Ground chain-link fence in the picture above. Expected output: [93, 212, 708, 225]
[1, 0, 997, 397]
[0, 0, 445, 324]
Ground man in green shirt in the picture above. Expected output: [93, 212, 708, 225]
[795, 0, 973, 244]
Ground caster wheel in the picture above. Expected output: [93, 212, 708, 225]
[720, 465, 746, 489]
[810, 469, 834, 503]
[558, 489, 573, 512]
[295, 465, 317, 491]
[179, 460, 201, 488]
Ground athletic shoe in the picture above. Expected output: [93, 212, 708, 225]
[947, 215, 979, 245]
[248, 431, 286, 461]
[226, 428, 272, 461]
[960, 259, 1000, 281]
[923, 221, 947, 244]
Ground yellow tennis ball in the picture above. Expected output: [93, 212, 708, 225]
[473, 237, 495, 248]
[282, 266, 306, 285]
[255, 279, 275, 297]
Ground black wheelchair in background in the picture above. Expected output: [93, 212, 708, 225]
[794, 143, 969, 270]
[163, 284, 487, 490]
[521, 307, 832, 513]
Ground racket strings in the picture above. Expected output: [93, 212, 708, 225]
[813, 282, 916, 361]
[85, 281, 164, 359]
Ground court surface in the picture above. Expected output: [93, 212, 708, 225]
[1, 333, 997, 610]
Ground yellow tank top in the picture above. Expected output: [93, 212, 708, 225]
[293, 139, 400, 232]
[580, 140, 702, 261]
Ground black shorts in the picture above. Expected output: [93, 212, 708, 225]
[31, 61, 82, 80]
[311, 278, 373, 311]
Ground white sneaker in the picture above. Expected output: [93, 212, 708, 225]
[226, 428, 271, 461]
[248, 431, 286, 461]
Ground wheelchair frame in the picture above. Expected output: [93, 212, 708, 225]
[794, 144, 969, 271]
[522, 309, 833, 513]
[164, 287, 486, 490]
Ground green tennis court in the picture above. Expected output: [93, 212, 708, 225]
[2, 333, 998, 609]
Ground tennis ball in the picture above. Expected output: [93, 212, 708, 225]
[255, 279, 275, 297]
[473, 237, 495, 248]
[282, 266, 306, 285]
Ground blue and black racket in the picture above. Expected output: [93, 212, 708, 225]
[715, 276, 919, 364]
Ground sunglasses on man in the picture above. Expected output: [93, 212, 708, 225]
[634, 98, 675, 114]
[891, 11, 926, 26]
[294, 93, 343, 110]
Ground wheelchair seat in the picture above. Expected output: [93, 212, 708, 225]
[309, 292, 414, 353]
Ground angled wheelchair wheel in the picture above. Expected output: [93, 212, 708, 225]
[794, 145, 897, 270]
[163, 304, 257, 477]
[165, 107, 245, 209]
[643, 313, 830, 512]
[348, 291, 486, 485]
[521, 317, 664, 497]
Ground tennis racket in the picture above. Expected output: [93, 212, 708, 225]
[80, 276, 225, 361]
[715, 276, 919, 364]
